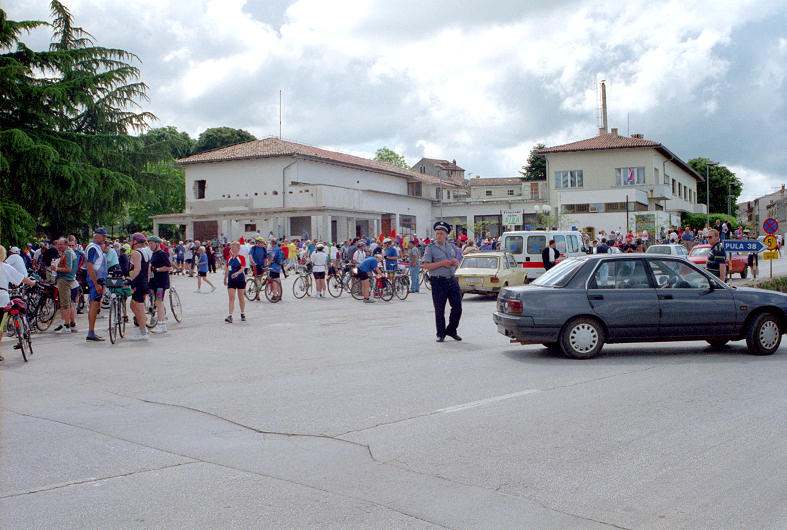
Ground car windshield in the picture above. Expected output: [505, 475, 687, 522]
[460, 256, 499, 269]
[646, 245, 670, 254]
[532, 258, 584, 287]
[690, 247, 711, 257]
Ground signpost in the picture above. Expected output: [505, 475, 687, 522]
[762, 219, 780, 278]
[763, 218, 778, 234]
[722, 240, 765, 253]
[763, 235, 778, 251]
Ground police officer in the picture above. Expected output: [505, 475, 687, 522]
[422, 221, 463, 342]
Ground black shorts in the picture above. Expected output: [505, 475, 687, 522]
[227, 275, 245, 290]
[313, 271, 325, 279]
[748, 254, 758, 266]
[357, 270, 369, 281]
[270, 271, 280, 279]
[253, 264, 265, 276]
[198, 271, 207, 277]
[131, 284, 147, 303]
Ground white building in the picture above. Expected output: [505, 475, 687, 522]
[539, 129, 706, 237]
[153, 138, 461, 242]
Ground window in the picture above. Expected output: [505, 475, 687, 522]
[400, 215, 416, 231]
[436, 188, 441, 199]
[419, 166, 425, 174]
[244, 223, 256, 232]
[664, 172, 670, 185]
[654, 168, 659, 183]
[527, 235, 546, 254]
[530, 182, 540, 199]
[605, 202, 627, 212]
[446, 191, 451, 199]
[615, 167, 645, 186]
[407, 182, 422, 197]
[555, 170, 583, 189]
[504, 236, 523, 254]
[194, 179, 206, 199]
[590, 260, 650, 289]
[567, 235, 580, 253]
[507, 255, 518, 268]
[460, 256, 499, 269]
[485, 190, 493, 197]
[507, 189, 515, 196]
[554, 235, 566, 254]
[672, 179, 676, 195]
[647, 259, 710, 289]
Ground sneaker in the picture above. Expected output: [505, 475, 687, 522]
[225, 315, 233, 323]
[57, 327, 72, 334]
[363, 298, 375, 303]
[194, 289, 201, 293]
[240, 313, 246, 322]
[150, 323, 165, 334]
[53, 324, 64, 332]
[86, 335, 105, 342]
[130, 332, 149, 341]
[70, 322, 77, 328]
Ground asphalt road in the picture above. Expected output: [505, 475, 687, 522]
[1, 272, 785, 529]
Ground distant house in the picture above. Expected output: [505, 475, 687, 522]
[740, 186, 787, 236]
[411, 158, 466, 198]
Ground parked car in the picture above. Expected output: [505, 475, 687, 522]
[645, 244, 689, 256]
[688, 244, 749, 278]
[493, 254, 786, 359]
[456, 251, 527, 296]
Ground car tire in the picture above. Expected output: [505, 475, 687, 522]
[706, 339, 729, 348]
[745, 312, 781, 355]
[560, 317, 605, 359]
[740, 267, 747, 279]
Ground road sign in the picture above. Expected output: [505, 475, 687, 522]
[762, 251, 779, 260]
[502, 210, 522, 226]
[763, 235, 778, 251]
[722, 239, 765, 253]
[763, 218, 778, 234]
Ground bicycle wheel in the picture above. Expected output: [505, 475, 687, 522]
[108, 297, 118, 344]
[293, 275, 309, 299]
[145, 294, 158, 328]
[421, 270, 431, 291]
[244, 278, 259, 301]
[4, 314, 15, 337]
[169, 288, 182, 322]
[379, 278, 394, 301]
[15, 315, 32, 362]
[394, 276, 409, 300]
[119, 299, 127, 337]
[327, 274, 343, 297]
[36, 297, 56, 331]
[349, 278, 364, 300]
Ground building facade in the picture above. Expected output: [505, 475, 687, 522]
[738, 186, 787, 236]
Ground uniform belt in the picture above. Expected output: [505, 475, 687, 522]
[430, 275, 455, 280]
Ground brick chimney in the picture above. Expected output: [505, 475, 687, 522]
[611, 128, 618, 137]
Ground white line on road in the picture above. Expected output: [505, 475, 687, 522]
[434, 389, 541, 414]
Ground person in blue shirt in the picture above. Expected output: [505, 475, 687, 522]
[383, 238, 399, 274]
[356, 255, 382, 303]
[85, 228, 109, 341]
[267, 240, 285, 300]
[248, 237, 268, 301]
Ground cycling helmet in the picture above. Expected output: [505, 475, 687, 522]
[131, 232, 147, 244]
[148, 235, 162, 243]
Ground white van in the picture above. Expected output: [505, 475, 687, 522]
[499, 230, 588, 279]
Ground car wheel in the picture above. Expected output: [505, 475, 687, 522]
[745, 313, 781, 355]
[706, 339, 729, 348]
[740, 267, 747, 279]
[560, 317, 605, 359]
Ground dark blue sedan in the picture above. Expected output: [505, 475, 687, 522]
[493, 254, 787, 359]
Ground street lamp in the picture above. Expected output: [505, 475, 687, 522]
[706, 161, 718, 226]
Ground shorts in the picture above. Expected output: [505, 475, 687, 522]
[185, 259, 193, 265]
[748, 254, 758, 266]
[71, 286, 80, 303]
[154, 288, 167, 301]
[357, 270, 369, 281]
[313, 271, 325, 279]
[269, 271, 280, 279]
[88, 283, 103, 302]
[198, 271, 207, 277]
[56, 278, 73, 309]
[227, 275, 245, 290]
[253, 264, 265, 276]
[131, 284, 147, 303]
[176, 257, 184, 264]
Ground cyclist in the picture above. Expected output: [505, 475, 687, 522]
[5, 246, 27, 277]
[383, 238, 399, 279]
[51, 238, 77, 334]
[223, 241, 246, 323]
[195, 245, 216, 294]
[249, 237, 268, 301]
[174, 241, 185, 274]
[85, 228, 109, 342]
[128, 233, 150, 340]
[267, 240, 284, 300]
[356, 254, 383, 303]
[352, 241, 367, 264]
[308, 243, 329, 297]
[0, 245, 38, 362]
[148, 236, 173, 334]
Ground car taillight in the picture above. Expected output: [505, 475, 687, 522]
[490, 276, 499, 283]
[507, 300, 522, 314]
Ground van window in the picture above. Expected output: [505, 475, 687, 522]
[504, 236, 523, 254]
[567, 235, 579, 253]
[554, 235, 566, 254]
[527, 235, 546, 254]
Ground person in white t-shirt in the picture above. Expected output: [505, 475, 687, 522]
[1, 245, 38, 362]
[308, 244, 330, 297]
[5, 247, 27, 277]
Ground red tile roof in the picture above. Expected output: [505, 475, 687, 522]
[468, 177, 523, 186]
[177, 138, 461, 187]
[420, 157, 465, 171]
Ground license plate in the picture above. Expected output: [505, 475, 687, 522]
[465, 278, 483, 285]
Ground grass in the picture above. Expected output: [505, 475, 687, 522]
[745, 276, 787, 293]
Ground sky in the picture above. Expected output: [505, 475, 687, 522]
[5, 0, 786, 201]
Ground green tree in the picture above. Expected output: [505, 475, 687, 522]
[193, 127, 256, 154]
[374, 147, 409, 169]
[139, 126, 195, 159]
[690, 158, 742, 215]
[126, 160, 185, 233]
[520, 143, 546, 181]
[0, 1, 155, 244]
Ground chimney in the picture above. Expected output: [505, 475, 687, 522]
[631, 133, 644, 139]
[600, 80, 608, 134]
[611, 128, 618, 137]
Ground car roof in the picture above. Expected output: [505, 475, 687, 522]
[463, 251, 506, 257]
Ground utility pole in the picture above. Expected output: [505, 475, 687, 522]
[279, 90, 282, 140]
[706, 161, 717, 226]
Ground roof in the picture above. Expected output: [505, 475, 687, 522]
[468, 177, 523, 187]
[177, 138, 460, 187]
[418, 157, 465, 171]
[538, 133, 703, 181]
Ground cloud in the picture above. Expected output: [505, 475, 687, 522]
[4, 0, 786, 198]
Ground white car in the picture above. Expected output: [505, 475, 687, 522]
[645, 244, 689, 256]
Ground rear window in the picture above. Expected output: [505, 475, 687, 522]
[690, 247, 711, 257]
[646, 245, 669, 254]
[554, 235, 566, 254]
[568, 235, 580, 253]
[532, 258, 584, 287]
[504, 236, 523, 254]
[460, 256, 499, 269]
[527, 235, 546, 254]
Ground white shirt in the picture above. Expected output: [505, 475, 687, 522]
[310, 251, 328, 272]
[352, 249, 366, 264]
[238, 244, 251, 268]
[5, 253, 27, 277]
[1, 262, 25, 307]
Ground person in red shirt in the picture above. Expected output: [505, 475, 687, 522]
[222, 243, 231, 262]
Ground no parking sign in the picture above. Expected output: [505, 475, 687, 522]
[763, 218, 778, 234]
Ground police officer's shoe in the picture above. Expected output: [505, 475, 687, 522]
[436, 335, 446, 342]
[447, 333, 462, 341]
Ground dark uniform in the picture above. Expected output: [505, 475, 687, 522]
[706, 241, 727, 278]
[423, 222, 464, 341]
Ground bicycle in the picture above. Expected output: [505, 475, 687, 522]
[4, 288, 33, 361]
[292, 267, 313, 299]
[420, 268, 431, 291]
[392, 268, 410, 300]
[105, 276, 129, 344]
[349, 273, 394, 302]
[244, 267, 281, 303]
[326, 266, 344, 297]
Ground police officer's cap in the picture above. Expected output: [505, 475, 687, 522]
[433, 221, 451, 233]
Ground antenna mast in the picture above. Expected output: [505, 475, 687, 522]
[279, 90, 282, 139]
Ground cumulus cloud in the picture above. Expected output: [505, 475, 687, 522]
[5, 0, 786, 196]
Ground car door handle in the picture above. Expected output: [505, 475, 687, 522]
[587, 294, 604, 300]
[658, 294, 673, 300]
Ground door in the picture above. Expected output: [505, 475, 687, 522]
[646, 258, 736, 337]
[586, 259, 660, 339]
[193, 220, 218, 242]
